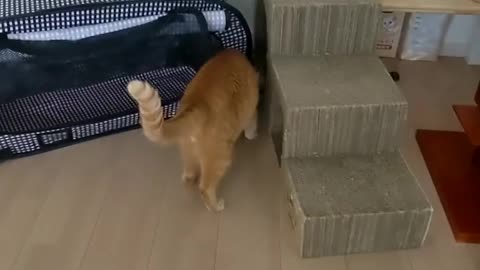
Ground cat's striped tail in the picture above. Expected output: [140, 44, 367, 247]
[127, 80, 194, 144]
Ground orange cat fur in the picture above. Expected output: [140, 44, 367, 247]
[127, 49, 259, 212]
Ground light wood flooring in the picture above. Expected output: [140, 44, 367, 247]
[0, 57, 479, 270]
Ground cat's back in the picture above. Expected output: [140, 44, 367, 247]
[185, 49, 258, 97]
[206, 49, 254, 73]
[177, 49, 259, 139]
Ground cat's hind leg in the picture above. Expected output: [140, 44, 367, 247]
[198, 145, 233, 212]
[180, 141, 200, 187]
[244, 110, 258, 140]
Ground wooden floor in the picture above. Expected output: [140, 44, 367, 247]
[1, 58, 479, 270]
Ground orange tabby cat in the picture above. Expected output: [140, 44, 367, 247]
[127, 49, 259, 212]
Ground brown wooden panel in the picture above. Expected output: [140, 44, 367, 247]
[453, 105, 480, 146]
[416, 130, 480, 243]
[475, 80, 480, 106]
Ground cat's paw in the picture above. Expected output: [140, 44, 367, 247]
[244, 115, 258, 140]
[204, 199, 225, 212]
[216, 199, 225, 212]
[182, 173, 198, 187]
[244, 129, 258, 140]
[201, 196, 225, 213]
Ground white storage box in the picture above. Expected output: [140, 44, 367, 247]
[376, 12, 405, 58]
[400, 13, 451, 61]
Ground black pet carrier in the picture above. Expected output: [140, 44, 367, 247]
[0, 0, 252, 160]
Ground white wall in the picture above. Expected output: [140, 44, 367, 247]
[438, 14, 480, 65]
[440, 15, 475, 57]
[466, 15, 480, 65]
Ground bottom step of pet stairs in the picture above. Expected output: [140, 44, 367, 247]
[282, 152, 433, 257]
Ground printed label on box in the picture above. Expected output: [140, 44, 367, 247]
[376, 12, 405, 58]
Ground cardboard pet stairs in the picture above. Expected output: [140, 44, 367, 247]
[264, 0, 433, 258]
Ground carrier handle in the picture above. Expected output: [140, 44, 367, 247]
[0, 8, 210, 59]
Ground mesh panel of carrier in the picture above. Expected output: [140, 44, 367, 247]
[0, 0, 252, 160]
